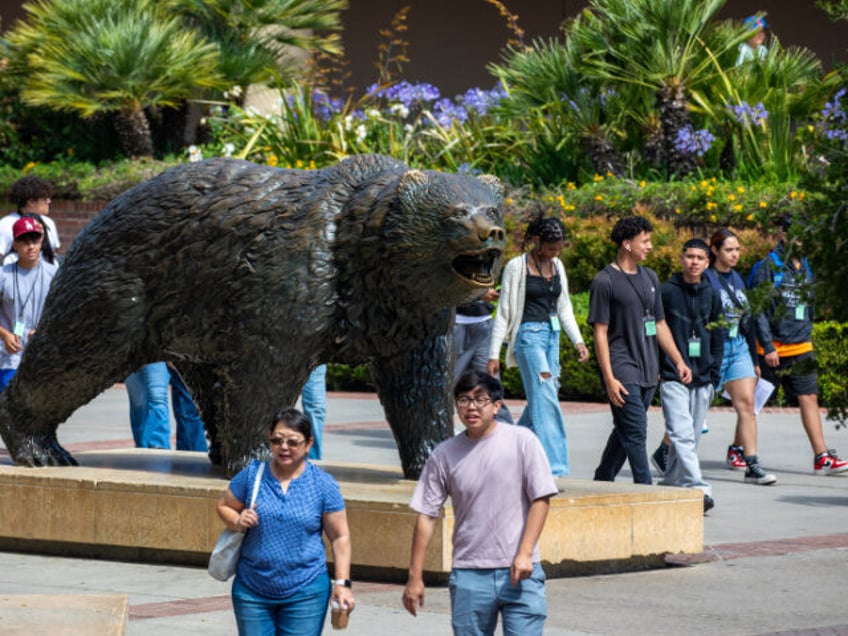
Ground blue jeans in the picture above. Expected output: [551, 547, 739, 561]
[232, 572, 330, 636]
[514, 322, 568, 475]
[169, 369, 208, 451]
[302, 365, 327, 460]
[449, 564, 547, 636]
[126, 363, 171, 449]
[126, 362, 207, 451]
[594, 384, 656, 484]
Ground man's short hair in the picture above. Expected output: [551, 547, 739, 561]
[8, 176, 53, 210]
[453, 370, 504, 402]
[610, 215, 653, 245]
[682, 238, 709, 253]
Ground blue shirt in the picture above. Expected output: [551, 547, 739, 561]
[230, 459, 345, 599]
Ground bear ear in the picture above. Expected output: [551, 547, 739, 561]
[398, 170, 429, 209]
[477, 174, 504, 199]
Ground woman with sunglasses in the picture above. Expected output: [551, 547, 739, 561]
[216, 408, 355, 634]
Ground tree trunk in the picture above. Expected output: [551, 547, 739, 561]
[113, 107, 154, 159]
[658, 81, 695, 178]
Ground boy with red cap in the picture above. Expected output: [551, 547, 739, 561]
[0, 217, 59, 391]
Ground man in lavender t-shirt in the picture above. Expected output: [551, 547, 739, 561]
[402, 370, 557, 635]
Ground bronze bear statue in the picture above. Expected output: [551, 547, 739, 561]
[0, 154, 505, 478]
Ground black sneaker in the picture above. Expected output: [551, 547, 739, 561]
[744, 457, 777, 485]
[703, 494, 715, 513]
[651, 443, 668, 476]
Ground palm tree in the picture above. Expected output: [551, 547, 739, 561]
[6, 0, 224, 158]
[489, 38, 627, 182]
[567, 0, 743, 178]
[162, 0, 348, 102]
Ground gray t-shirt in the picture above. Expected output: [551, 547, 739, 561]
[410, 423, 557, 569]
[0, 259, 58, 370]
[588, 264, 664, 387]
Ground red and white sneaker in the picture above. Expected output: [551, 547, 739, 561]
[726, 445, 747, 472]
[814, 449, 848, 475]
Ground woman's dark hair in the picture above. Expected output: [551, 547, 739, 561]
[453, 370, 504, 402]
[708, 228, 739, 264]
[8, 176, 53, 210]
[610, 215, 653, 245]
[17, 213, 57, 264]
[525, 217, 566, 245]
[269, 407, 313, 441]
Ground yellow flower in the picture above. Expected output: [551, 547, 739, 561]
[790, 191, 797, 199]
[593, 174, 604, 182]
[706, 202, 717, 211]
[564, 204, 576, 211]
[700, 180, 708, 189]
[733, 204, 742, 212]
[606, 171, 614, 177]
[267, 154, 279, 167]
[505, 197, 513, 205]
[295, 159, 304, 168]
[566, 182, 577, 191]
[737, 187, 745, 194]
[759, 201, 768, 208]
[675, 207, 681, 215]
[709, 214, 717, 222]
[639, 180, 647, 189]
[595, 195, 604, 201]
[799, 192, 806, 201]
[706, 188, 714, 197]
[746, 214, 754, 221]
[23, 161, 37, 174]
[727, 193, 736, 202]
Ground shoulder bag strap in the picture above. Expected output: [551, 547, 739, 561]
[248, 462, 265, 508]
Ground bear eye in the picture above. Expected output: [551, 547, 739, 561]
[483, 207, 499, 222]
[449, 207, 469, 220]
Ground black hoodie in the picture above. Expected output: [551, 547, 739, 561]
[660, 272, 725, 387]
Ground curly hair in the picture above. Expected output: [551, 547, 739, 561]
[610, 215, 653, 245]
[8, 176, 53, 211]
[525, 216, 566, 245]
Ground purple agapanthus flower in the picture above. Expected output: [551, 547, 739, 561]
[433, 98, 469, 127]
[674, 125, 716, 157]
[727, 101, 768, 127]
[821, 87, 847, 142]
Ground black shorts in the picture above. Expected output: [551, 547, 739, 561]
[759, 350, 818, 405]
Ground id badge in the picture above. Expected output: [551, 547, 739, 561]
[643, 317, 657, 337]
[729, 323, 739, 339]
[795, 304, 806, 320]
[549, 315, 561, 332]
[13, 321, 25, 338]
[688, 337, 702, 358]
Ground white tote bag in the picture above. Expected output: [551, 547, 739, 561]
[208, 462, 265, 581]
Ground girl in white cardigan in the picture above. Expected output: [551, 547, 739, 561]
[488, 217, 589, 476]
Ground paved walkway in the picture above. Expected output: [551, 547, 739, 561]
[1, 387, 848, 635]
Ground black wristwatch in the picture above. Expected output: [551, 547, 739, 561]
[332, 578, 352, 588]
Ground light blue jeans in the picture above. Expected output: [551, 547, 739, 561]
[449, 564, 547, 636]
[126, 362, 207, 451]
[232, 572, 330, 636]
[659, 381, 712, 497]
[514, 321, 568, 475]
[302, 365, 327, 460]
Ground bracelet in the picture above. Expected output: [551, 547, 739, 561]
[332, 578, 352, 588]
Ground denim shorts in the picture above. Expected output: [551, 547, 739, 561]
[718, 335, 756, 389]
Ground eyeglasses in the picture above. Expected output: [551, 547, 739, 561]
[269, 437, 306, 448]
[456, 396, 494, 408]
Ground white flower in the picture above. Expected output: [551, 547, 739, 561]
[355, 124, 367, 143]
[366, 108, 381, 120]
[188, 145, 203, 163]
[222, 143, 235, 158]
[404, 124, 414, 134]
[390, 103, 410, 119]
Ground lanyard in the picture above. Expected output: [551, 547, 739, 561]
[615, 263, 652, 316]
[13, 261, 44, 322]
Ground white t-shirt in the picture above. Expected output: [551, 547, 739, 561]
[0, 259, 59, 370]
[410, 422, 557, 569]
[0, 212, 61, 264]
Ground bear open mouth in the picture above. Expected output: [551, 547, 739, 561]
[452, 249, 502, 286]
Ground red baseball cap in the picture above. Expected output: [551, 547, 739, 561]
[13, 217, 43, 239]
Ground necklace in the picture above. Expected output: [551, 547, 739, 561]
[532, 251, 552, 281]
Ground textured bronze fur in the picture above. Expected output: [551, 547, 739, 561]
[0, 155, 505, 478]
